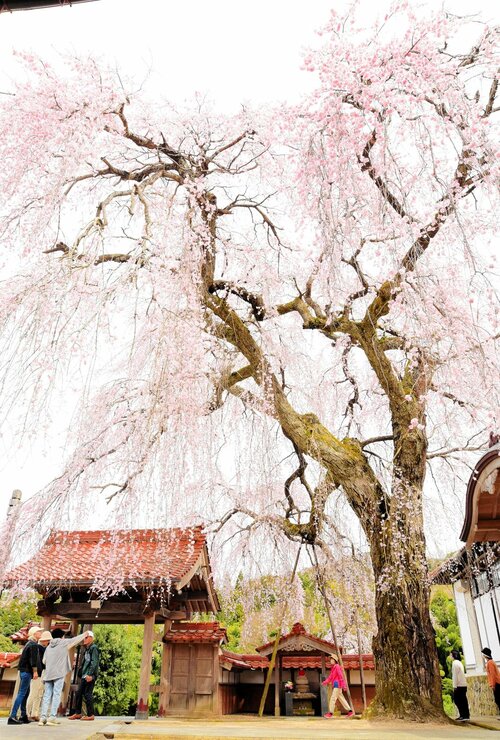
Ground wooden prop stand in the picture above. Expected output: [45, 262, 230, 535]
[136, 611, 156, 719]
[258, 544, 302, 717]
[311, 544, 355, 715]
[351, 544, 367, 711]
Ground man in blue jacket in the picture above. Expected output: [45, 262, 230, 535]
[68, 631, 99, 721]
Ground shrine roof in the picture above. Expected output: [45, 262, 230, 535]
[255, 622, 337, 655]
[163, 621, 227, 644]
[220, 649, 375, 671]
[460, 444, 500, 546]
[3, 526, 208, 593]
[11, 620, 70, 644]
[1, 1, 97, 11]
[0, 652, 20, 669]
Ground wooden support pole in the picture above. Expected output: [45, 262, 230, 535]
[274, 653, 281, 717]
[356, 617, 367, 711]
[158, 620, 172, 717]
[136, 611, 155, 720]
[258, 544, 302, 717]
[311, 545, 355, 715]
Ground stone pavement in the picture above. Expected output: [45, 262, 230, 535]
[1, 715, 499, 740]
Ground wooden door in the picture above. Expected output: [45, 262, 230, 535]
[169, 643, 215, 712]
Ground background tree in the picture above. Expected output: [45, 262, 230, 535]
[430, 585, 463, 716]
[92, 624, 142, 716]
[0, 594, 37, 651]
[0, 3, 498, 720]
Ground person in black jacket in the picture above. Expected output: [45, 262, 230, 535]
[8, 625, 43, 725]
[68, 631, 99, 721]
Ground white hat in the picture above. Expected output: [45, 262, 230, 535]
[40, 631, 52, 641]
[28, 625, 43, 638]
[86, 630, 94, 638]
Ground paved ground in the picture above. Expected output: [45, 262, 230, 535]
[1, 715, 499, 740]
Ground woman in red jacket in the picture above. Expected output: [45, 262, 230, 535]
[322, 655, 354, 718]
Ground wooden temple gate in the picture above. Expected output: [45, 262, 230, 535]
[3, 526, 220, 719]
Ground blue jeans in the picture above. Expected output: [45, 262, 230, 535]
[40, 676, 65, 720]
[10, 671, 32, 719]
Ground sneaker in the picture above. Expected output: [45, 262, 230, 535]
[68, 714, 82, 720]
[7, 717, 22, 725]
[80, 715, 95, 721]
[347, 710, 355, 717]
[20, 717, 31, 724]
[323, 712, 333, 718]
[46, 718, 61, 725]
[457, 717, 468, 722]
[38, 719, 47, 726]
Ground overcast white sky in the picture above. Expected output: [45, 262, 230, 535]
[0, 0, 498, 554]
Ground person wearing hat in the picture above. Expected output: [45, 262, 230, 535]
[321, 654, 354, 718]
[482, 647, 500, 712]
[27, 630, 52, 722]
[450, 649, 470, 721]
[39, 628, 91, 726]
[8, 625, 43, 725]
[68, 631, 99, 721]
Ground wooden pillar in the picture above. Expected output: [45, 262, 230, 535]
[62, 620, 80, 713]
[212, 644, 220, 715]
[136, 612, 155, 720]
[41, 615, 52, 630]
[274, 653, 280, 716]
[158, 620, 171, 717]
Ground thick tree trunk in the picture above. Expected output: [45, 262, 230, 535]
[365, 462, 443, 718]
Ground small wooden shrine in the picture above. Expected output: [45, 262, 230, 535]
[3, 526, 219, 719]
[219, 622, 375, 716]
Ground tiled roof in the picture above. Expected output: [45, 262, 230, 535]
[220, 649, 375, 671]
[11, 620, 71, 644]
[0, 652, 20, 669]
[164, 622, 227, 644]
[255, 621, 338, 654]
[220, 651, 268, 669]
[3, 527, 206, 590]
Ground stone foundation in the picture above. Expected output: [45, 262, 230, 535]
[467, 674, 499, 716]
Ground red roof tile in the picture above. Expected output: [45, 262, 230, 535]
[0, 652, 20, 669]
[11, 620, 71, 643]
[219, 649, 374, 671]
[3, 527, 206, 591]
[220, 651, 268, 669]
[164, 622, 227, 644]
[255, 622, 339, 654]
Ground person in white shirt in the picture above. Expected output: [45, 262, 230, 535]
[451, 649, 470, 721]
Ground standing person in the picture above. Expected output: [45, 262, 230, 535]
[482, 647, 500, 713]
[27, 630, 52, 722]
[322, 654, 354, 718]
[451, 649, 470, 721]
[68, 631, 99, 721]
[7, 625, 43, 726]
[39, 628, 89, 727]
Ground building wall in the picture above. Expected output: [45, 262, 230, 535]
[466, 674, 498, 716]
